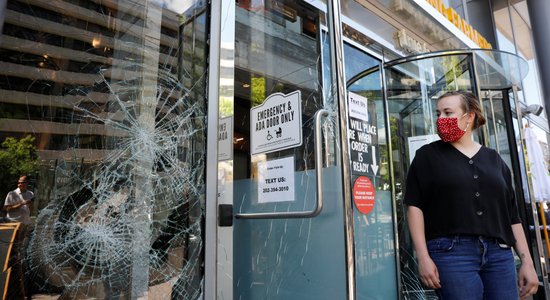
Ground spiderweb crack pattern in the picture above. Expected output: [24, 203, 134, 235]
[26, 65, 205, 298]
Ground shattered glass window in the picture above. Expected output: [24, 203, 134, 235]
[0, 0, 208, 298]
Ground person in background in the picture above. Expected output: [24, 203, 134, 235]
[4, 175, 33, 224]
[405, 90, 538, 299]
[4, 175, 34, 299]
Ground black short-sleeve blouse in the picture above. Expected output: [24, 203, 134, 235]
[404, 140, 521, 246]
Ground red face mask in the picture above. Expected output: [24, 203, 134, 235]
[436, 114, 468, 143]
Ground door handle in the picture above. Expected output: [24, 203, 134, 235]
[235, 109, 330, 219]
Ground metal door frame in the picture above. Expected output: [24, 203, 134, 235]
[204, 0, 357, 299]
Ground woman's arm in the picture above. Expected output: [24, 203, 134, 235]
[407, 205, 441, 289]
[512, 223, 539, 299]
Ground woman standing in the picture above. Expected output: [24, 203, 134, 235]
[405, 90, 539, 299]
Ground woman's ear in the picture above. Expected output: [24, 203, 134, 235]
[468, 111, 476, 122]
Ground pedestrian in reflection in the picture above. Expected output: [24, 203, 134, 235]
[404, 90, 538, 299]
[4, 175, 34, 299]
[4, 175, 33, 224]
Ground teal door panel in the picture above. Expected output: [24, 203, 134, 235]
[234, 167, 347, 299]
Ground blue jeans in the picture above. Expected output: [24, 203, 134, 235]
[427, 235, 518, 300]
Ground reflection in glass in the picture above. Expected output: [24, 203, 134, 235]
[231, 1, 348, 299]
[346, 44, 397, 299]
[0, 1, 207, 298]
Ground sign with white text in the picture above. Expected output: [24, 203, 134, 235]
[257, 156, 295, 203]
[250, 91, 302, 155]
[353, 176, 376, 214]
[347, 92, 379, 176]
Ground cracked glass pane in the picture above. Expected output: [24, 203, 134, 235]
[0, 0, 207, 299]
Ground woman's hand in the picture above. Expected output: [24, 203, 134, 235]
[418, 255, 441, 289]
[512, 223, 539, 299]
[518, 262, 538, 299]
[407, 206, 440, 289]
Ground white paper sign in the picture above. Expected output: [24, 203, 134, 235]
[407, 134, 440, 163]
[348, 92, 369, 122]
[257, 156, 295, 203]
[218, 117, 233, 161]
[250, 91, 302, 155]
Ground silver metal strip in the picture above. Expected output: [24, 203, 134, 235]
[385, 50, 474, 67]
[204, 0, 222, 298]
[235, 109, 329, 219]
[355, 49, 515, 87]
[326, 0, 355, 299]
[488, 91, 501, 153]
[380, 58, 403, 298]
[384, 48, 520, 68]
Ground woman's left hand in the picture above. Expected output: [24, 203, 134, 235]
[518, 262, 538, 299]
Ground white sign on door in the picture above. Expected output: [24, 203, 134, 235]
[407, 134, 440, 163]
[250, 91, 302, 155]
[348, 92, 369, 122]
[218, 117, 233, 161]
[257, 156, 295, 203]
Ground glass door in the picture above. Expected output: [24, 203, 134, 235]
[384, 52, 478, 299]
[345, 46, 398, 299]
[214, 1, 349, 299]
[212, 0, 399, 298]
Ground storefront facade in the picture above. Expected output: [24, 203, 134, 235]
[0, 0, 548, 299]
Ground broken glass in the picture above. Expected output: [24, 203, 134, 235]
[0, 0, 207, 298]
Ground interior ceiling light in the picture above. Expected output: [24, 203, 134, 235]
[92, 38, 101, 48]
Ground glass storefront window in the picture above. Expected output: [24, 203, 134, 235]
[495, 28, 517, 54]
[494, 0, 545, 110]
[0, 1, 207, 298]
[494, 2, 517, 54]
[446, 0, 466, 19]
[342, 0, 467, 56]
[509, 5, 544, 108]
[522, 59, 544, 107]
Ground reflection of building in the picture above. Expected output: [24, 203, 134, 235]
[0, 1, 205, 161]
[1, 1, 208, 299]
[1, 0, 550, 299]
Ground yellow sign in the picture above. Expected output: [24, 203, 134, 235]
[425, 0, 492, 49]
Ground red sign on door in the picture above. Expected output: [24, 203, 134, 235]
[353, 176, 375, 214]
